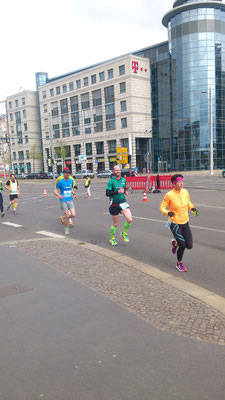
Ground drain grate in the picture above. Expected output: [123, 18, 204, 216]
[0, 284, 32, 299]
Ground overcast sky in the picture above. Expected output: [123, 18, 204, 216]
[0, 0, 172, 113]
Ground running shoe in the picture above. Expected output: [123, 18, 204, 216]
[7, 205, 10, 211]
[65, 228, 69, 235]
[60, 216, 65, 224]
[1, 212, 5, 217]
[176, 262, 187, 272]
[120, 231, 130, 243]
[171, 239, 177, 255]
[109, 238, 118, 246]
[69, 220, 74, 227]
[13, 210, 16, 215]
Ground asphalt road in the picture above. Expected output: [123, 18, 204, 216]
[1, 175, 225, 298]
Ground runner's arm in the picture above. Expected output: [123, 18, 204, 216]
[106, 189, 118, 197]
[160, 193, 172, 216]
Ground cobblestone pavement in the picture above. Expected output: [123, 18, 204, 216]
[15, 239, 225, 346]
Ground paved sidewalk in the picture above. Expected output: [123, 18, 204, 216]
[13, 237, 225, 346]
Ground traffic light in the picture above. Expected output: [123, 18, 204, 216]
[47, 158, 52, 167]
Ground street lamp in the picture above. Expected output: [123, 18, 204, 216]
[202, 87, 214, 175]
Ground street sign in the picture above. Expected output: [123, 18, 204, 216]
[117, 147, 128, 164]
[78, 155, 87, 162]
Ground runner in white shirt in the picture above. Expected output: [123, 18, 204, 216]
[5, 174, 19, 215]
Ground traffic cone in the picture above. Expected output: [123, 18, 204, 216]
[142, 190, 148, 202]
[43, 188, 47, 196]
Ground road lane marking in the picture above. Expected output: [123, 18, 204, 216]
[36, 231, 64, 239]
[195, 203, 225, 209]
[2, 222, 23, 228]
[104, 213, 225, 234]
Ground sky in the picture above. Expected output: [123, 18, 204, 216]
[0, 0, 172, 113]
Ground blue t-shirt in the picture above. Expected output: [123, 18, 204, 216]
[56, 177, 74, 202]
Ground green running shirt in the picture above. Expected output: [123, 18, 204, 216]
[106, 176, 127, 204]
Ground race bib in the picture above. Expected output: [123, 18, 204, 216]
[120, 202, 129, 210]
[63, 190, 72, 198]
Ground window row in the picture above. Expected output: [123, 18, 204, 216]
[43, 64, 126, 99]
[10, 109, 27, 121]
[8, 97, 26, 109]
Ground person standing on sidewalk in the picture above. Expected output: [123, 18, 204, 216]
[0, 179, 5, 217]
[84, 175, 91, 199]
[53, 167, 77, 235]
[106, 165, 132, 246]
[160, 174, 199, 272]
[5, 173, 19, 215]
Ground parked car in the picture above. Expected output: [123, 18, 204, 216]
[121, 168, 136, 177]
[47, 172, 59, 179]
[25, 172, 39, 179]
[36, 172, 48, 179]
[73, 170, 94, 179]
[15, 173, 26, 179]
[97, 170, 112, 178]
[222, 169, 225, 178]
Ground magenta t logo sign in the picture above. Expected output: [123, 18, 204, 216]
[132, 61, 139, 73]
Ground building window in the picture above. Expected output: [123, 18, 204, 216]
[50, 88, 54, 97]
[62, 114, 70, 137]
[13, 152, 16, 160]
[121, 117, 127, 128]
[69, 82, 74, 91]
[72, 127, 80, 136]
[10, 113, 13, 121]
[120, 82, 126, 93]
[92, 89, 102, 107]
[60, 98, 68, 114]
[25, 136, 28, 143]
[9, 102, 12, 109]
[120, 100, 127, 112]
[53, 123, 60, 139]
[23, 110, 26, 118]
[104, 85, 114, 104]
[70, 95, 79, 112]
[76, 79, 81, 89]
[51, 101, 58, 117]
[18, 151, 24, 160]
[96, 141, 104, 155]
[108, 69, 113, 79]
[86, 142, 92, 155]
[42, 91, 47, 99]
[22, 97, 25, 105]
[108, 140, 116, 153]
[106, 120, 116, 131]
[99, 71, 105, 82]
[26, 150, 30, 159]
[43, 104, 48, 113]
[119, 64, 125, 75]
[74, 144, 81, 156]
[91, 74, 96, 84]
[15, 100, 19, 107]
[44, 118, 48, 128]
[63, 84, 67, 93]
[81, 93, 90, 110]
[83, 77, 89, 87]
[24, 123, 28, 131]
[56, 86, 60, 95]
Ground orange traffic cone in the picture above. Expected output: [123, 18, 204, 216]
[142, 190, 148, 202]
[43, 188, 47, 196]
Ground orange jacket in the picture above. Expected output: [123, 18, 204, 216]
[160, 188, 194, 225]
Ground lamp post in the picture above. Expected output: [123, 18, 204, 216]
[202, 87, 214, 175]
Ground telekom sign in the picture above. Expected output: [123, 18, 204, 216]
[132, 60, 148, 74]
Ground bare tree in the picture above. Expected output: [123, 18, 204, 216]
[29, 145, 43, 172]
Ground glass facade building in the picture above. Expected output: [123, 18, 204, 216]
[162, 0, 225, 170]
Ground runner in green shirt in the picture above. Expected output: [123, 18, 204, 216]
[106, 165, 132, 246]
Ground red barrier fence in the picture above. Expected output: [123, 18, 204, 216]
[125, 175, 172, 191]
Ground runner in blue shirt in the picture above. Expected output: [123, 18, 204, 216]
[53, 167, 77, 235]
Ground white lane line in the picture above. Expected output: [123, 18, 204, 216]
[103, 213, 225, 235]
[195, 203, 225, 210]
[36, 231, 64, 239]
[46, 205, 57, 209]
[191, 189, 217, 192]
[2, 222, 23, 228]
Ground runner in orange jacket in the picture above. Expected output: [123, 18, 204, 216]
[160, 174, 199, 272]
